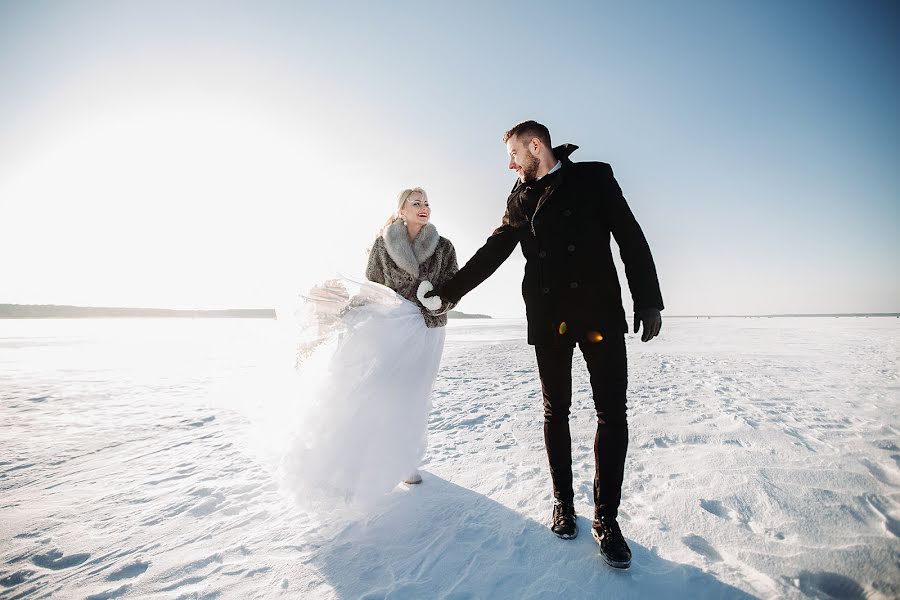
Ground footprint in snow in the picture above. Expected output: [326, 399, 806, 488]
[794, 570, 867, 600]
[699, 498, 740, 523]
[0, 570, 35, 588]
[106, 560, 150, 581]
[681, 534, 723, 562]
[31, 549, 90, 570]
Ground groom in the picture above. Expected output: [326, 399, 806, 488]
[426, 120, 663, 569]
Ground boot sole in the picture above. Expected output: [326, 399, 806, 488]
[592, 528, 631, 569]
[552, 528, 578, 540]
[548, 516, 578, 539]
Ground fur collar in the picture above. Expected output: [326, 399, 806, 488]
[382, 221, 440, 277]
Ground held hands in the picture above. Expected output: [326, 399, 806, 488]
[423, 284, 459, 304]
[417, 281, 442, 311]
[633, 308, 662, 342]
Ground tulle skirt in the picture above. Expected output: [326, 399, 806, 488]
[274, 277, 446, 510]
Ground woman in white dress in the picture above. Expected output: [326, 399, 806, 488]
[282, 187, 458, 509]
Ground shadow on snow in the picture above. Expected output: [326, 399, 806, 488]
[312, 473, 756, 599]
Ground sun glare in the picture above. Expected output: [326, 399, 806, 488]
[1, 95, 334, 308]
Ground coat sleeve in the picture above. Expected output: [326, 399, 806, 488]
[438, 205, 522, 303]
[428, 240, 460, 315]
[366, 237, 386, 285]
[602, 164, 664, 312]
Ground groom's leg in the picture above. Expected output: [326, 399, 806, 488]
[580, 333, 628, 519]
[535, 343, 576, 503]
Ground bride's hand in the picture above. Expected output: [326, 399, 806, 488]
[417, 281, 442, 311]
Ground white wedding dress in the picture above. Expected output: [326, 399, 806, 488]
[275, 276, 446, 510]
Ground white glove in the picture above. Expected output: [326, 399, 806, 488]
[417, 281, 442, 311]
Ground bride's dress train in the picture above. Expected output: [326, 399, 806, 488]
[278, 276, 445, 509]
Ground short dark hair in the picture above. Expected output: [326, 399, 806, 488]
[503, 120, 551, 148]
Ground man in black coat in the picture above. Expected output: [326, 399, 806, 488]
[426, 120, 663, 569]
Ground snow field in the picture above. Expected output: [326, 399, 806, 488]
[0, 317, 897, 598]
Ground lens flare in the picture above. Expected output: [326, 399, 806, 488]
[558, 321, 567, 335]
[587, 331, 604, 343]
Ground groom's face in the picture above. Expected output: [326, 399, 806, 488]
[506, 135, 540, 183]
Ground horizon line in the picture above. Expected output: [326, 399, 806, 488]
[1, 303, 898, 319]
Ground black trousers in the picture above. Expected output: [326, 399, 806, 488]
[535, 334, 628, 519]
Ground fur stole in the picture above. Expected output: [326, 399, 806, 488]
[382, 221, 440, 277]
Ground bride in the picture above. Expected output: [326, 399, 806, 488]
[281, 187, 458, 508]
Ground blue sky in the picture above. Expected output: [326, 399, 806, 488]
[0, 0, 897, 316]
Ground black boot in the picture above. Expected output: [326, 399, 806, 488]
[550, 500, 577, 539]
[592, 515, 631, 569]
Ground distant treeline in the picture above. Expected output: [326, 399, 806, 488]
[0, 304, 492, 320]
[447, 310, 492, 319]
[0, 304, 275, 319]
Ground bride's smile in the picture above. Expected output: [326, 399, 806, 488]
[400, 192, 431, 226]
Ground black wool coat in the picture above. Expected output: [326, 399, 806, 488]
[441, 144, 664, 346]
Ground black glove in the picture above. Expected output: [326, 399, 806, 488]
[633, 308, 662, 342]
[424, 285, 460, 305]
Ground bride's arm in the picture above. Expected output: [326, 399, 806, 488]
[366, 237, 386, 285]
[426, 240, 459, 315]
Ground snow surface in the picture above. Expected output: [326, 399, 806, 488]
[1, 317, 898, 599]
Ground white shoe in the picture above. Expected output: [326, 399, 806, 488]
[403, 470, 423, 485]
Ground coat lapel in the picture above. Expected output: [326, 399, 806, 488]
[532, 180, 558, 220]
[528, 166, 570, 234]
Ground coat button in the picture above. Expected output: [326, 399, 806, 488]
[542, 287, 550, 294]
[538, 250, 547, 258]
[570, 281, 579, 289]
[562, 209, 572, 217]
[567, 244, 575, 252]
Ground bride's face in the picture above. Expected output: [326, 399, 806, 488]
[400, 193, 430, 226]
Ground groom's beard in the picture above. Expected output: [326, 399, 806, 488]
[519, 153, 541, 182]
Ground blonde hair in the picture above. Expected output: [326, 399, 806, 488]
[382, 187, 428, 230]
